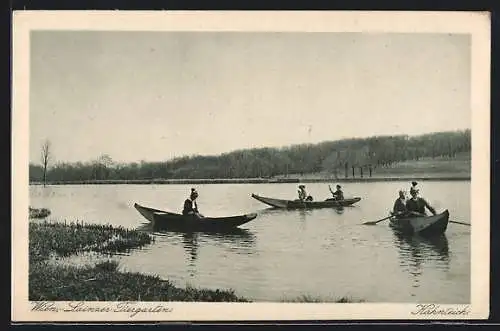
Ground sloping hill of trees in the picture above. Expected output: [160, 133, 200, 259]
[30, 130, 470, 182]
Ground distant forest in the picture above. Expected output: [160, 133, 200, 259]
[30, 130, 471, 182]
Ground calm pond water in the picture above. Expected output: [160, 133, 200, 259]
[29, 181, 471, 303]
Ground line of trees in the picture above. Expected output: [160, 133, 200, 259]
[30, 129, 471, 182]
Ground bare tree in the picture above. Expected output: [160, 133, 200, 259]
[92, 154, 114, 180]
[98, 154, 114, 168]
[40, 140, 51, 187]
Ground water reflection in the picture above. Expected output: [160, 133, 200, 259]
[334, 207, 345, 215]
[137, 222, 256, 267]
[258, 205, 350, 216]
[297, 209, 314, 221]
[393, 231, 450, 293]
[258, 207, 312, 225]
[181, 232, 199, 264]
[258, 207, 285, 215]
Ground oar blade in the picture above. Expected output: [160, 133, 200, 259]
[450, 220, 471, 226]
[361, 215, 392, 225]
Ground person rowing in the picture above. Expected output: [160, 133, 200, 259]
[405, 188, 437, 216]
[329, 184, 344, 201]
[297, 185, 313, 202]
[182, 188, 203, 218]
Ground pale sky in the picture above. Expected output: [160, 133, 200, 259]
[29, 31, 471, 164]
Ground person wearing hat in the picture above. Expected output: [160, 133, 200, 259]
[405, 187, 436, 216]
[392, 190, 408, 216]
[297, 185, 313, 202]
[329, 184, 344, 201]
[410, 181, 419, 196]
[182, 188, 202, 217]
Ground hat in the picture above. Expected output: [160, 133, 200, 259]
[299, 185, 305, 189]
[336, 184, 341, 188]
[412, 181, 418, 186]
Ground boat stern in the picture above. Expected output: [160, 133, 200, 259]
[251, 194, 289, 208]
[419, 209, 450, 236]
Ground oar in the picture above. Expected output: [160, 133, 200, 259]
[362, 215, 393, 225]
[450, 220, 471, 226]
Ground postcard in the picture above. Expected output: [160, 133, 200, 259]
[12, 10, 490, 321]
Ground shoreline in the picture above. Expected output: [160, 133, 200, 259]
[29, 220, 248, 302]
[30, 175, 470, 186]
[29, 220, 359, 303]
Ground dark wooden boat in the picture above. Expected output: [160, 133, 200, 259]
[134, 203, 258, 231]
[389, 209, 449, 236]
[251, 193, 361, 209]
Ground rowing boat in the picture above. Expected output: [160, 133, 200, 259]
[251, 193, 361, 209]
[389, 209, 449, 236]
[134, 203, 258, 231]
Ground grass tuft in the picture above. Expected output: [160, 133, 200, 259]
[29, 207, 51, 219]
[29, 221, 153, 259]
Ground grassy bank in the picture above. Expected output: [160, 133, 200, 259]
[29, 221, 247, 302]
[278, 156, 471, 182]
[365, 156, 470, 178]
[30, 259, 247, 302]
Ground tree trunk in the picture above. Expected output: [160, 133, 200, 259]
[360, 166, 363, 178]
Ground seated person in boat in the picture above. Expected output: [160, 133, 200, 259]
[405, 189, 437, 216]
[329, 184, 344, 201]
[410, 181, 419, 196]
[297, 185, 313, 202]
[391, 190, 408, 216]
[182, 188, 203, 217]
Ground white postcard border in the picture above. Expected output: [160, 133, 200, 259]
[12, 10, 491, 321]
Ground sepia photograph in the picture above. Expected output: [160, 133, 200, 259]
[12, 11, 490, 321]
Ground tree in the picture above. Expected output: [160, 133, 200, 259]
[92, 154, 114, 180]
[40, 140, 52, 187]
